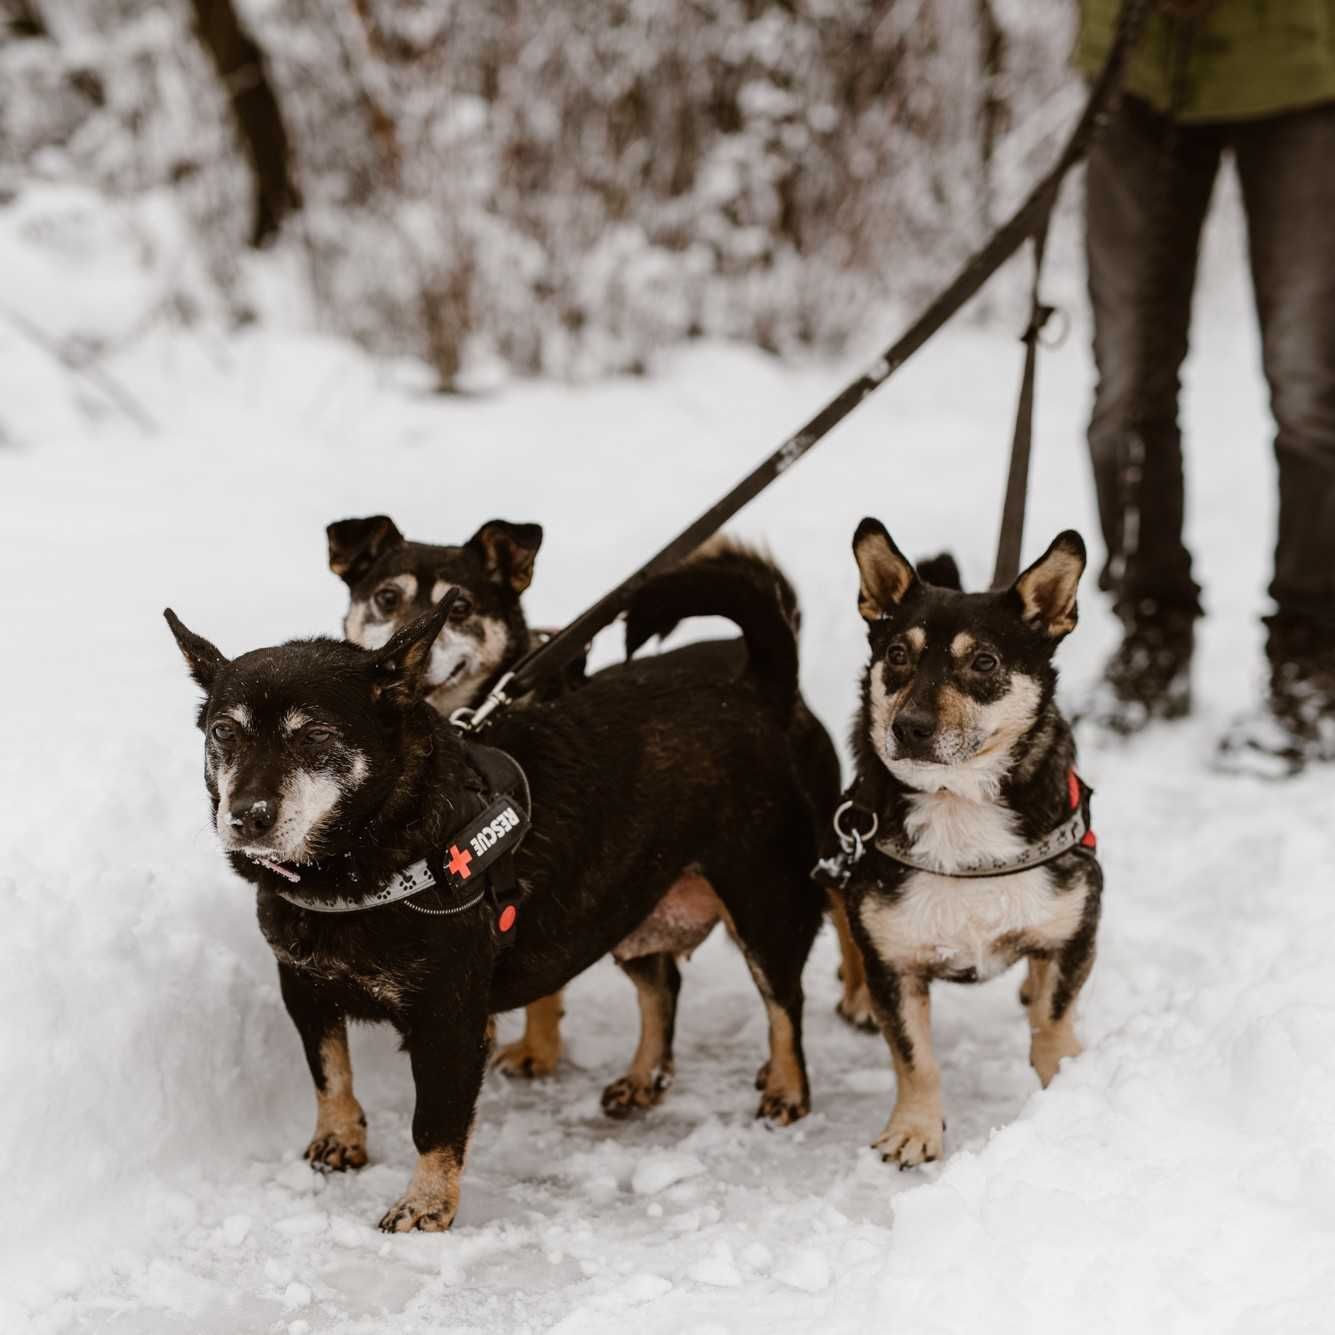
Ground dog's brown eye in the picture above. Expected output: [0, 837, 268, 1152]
[304, 726, 336, 746]
[211, 720, 237, 744]
[448, 594, 473, 622]
[887, 644, 910, 668]
[374, 587, 401, 615]
[971, 652, 999, 674]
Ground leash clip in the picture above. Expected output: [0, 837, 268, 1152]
[451, 671, 516, 733]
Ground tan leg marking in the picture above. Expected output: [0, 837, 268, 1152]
[1027, 956, 1085, 1088]
[1018, 956, 1042, 1008]
[305, 1025, 368, 1172]
[754, 998, 810, 1125]
[831, 895, 876, 1031]
[874, 983, 944, 1167]
[492, 991, 564, 1078]
[602, 965, 675, 1118]
[378, 1146, 462, 1233]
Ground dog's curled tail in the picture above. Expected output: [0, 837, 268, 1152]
[624, 537, 800, 718]
[917, 552, 963, 590]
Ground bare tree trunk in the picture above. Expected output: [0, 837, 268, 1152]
[5, 0, 47, 38]
[188, 0, 300, 247]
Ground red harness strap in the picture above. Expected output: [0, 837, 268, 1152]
[1068, 769, 1097, 849]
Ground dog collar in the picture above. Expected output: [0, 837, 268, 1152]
[816, 770, 1096, 886]
[267, 741, 531, 943]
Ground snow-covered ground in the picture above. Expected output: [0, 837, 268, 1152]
[3, 177, 1333, 1334]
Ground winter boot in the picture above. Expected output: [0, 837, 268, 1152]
[1216, 618, 1335, 777]
[1077, 599, 1196, 737]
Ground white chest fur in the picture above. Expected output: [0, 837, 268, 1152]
[860, 788, 1087, 979]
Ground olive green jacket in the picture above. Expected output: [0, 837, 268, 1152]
[1076, 0, 1335, 121]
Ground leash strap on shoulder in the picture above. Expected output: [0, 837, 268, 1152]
[451, 0, 1153, 732]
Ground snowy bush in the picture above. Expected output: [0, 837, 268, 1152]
[1, 0, 1076, 385]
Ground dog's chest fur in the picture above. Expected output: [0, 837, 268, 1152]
[859, 787, 1087, 981]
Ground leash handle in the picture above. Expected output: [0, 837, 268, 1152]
[500, 0, 1153, 706]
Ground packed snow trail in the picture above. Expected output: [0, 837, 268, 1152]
[2, 185, 1333, 1333]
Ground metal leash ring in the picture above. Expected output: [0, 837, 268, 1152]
[832, 800, 878, 859]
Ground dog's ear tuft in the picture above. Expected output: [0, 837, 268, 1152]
[164, 609, 228, 690]
[853, 518, 918, 621]
[467, 520, 543, 594]
[327, 515, 405, 587]
[367, 589, 457, 704]
[1011, 530, 1086, 639]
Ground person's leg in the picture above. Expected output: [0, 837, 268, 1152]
[1219, 102, 1335, 770]
[1082, 97, 1222, 731]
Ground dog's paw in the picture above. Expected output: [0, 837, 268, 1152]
[492, 1036, 560, 1079]
[601, 1069, 672, 1119]
[755, 1088, 809, 1125]
[377, 1193, 456, 1233]
[873, 1112, 944, 1169]
[836, 987, 878, 1033]
[305, 1129, 368, 1173]
[1030, 1031, 1082, 1088]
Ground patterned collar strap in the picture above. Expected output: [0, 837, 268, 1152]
[875, 770, 1097, 880]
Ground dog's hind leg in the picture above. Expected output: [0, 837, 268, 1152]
[711, 859, 819, 1125]
[601, 954, 681, 1118]
[830, 894, 877, 1032]
[493, 991, 564, 1078]
[278, 965, 368, 1172]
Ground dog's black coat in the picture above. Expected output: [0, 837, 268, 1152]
[168, 547, 838, 1230]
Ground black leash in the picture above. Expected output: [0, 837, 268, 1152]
[455, 0, 1153, 731]
[989, 217, 1056, 591]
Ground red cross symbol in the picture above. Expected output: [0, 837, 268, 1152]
[446, 844, 473, 880]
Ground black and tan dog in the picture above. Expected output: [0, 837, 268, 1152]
[834, 520, 1101, 1168]
[326, 514, 576, 1078]
[166, 545, 835, 1230]
[325, 516, 872, 1082]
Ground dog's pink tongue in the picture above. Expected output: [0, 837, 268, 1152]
[250, 854, 301, 883]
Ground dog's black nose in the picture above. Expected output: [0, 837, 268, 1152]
[892, 711, 936, 750]
[231, 798, 277, 839]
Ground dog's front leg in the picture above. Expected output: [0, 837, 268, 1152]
[278, 964, 368, 1172]
[863, 960, 944, 1168]
[1027, 932, 1095, 1088]
[379, 996, 491, 1233]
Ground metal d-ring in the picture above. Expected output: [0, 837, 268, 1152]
[833, 800, 878, 860]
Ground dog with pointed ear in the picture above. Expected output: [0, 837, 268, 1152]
[325, 514, 547, 720]
[839, 520, 1101, 1174]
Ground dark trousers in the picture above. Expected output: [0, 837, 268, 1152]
[1085, 95, 1335, 644]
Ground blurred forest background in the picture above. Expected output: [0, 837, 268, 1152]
[0, 0, 1077, 388]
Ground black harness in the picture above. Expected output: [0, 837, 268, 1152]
[265, 741, 531, 949]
